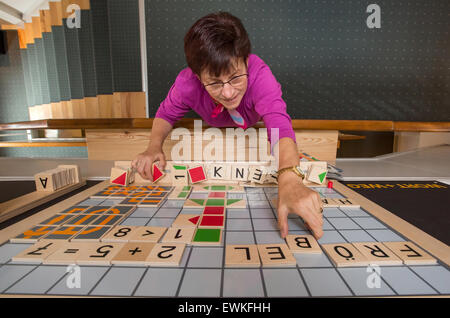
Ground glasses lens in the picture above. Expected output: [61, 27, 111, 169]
[208, 83, 223, 93]
[230, 75, 246, 87]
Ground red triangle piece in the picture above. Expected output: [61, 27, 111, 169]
[152, 164, 163, 183]
[188, 216, 200, 225]
[112, 172, 127, 186]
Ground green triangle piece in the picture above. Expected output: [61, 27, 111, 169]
[211, 185, 227, 191]
[226, 199, 241, 205]
[318, 172, 327, 183]
[190, 199, 205, 205]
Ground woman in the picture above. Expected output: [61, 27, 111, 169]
[132, 12, 323, 239]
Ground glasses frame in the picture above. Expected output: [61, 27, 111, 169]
[203, 73, 249, 93]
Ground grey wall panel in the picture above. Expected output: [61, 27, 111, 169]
[43, 32, 61, 103]
[78, 10, 97, 97]
[35, 38, 51, 104]
[145, 0, 450, 121]
[108, 0, 142, 92]
[90, 0, 113, 95]
[63, 19, 84, 99]
[52, 26, 71, 101]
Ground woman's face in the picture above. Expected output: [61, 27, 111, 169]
[199, 58, 248, 110]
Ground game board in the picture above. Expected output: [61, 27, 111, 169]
[0, 181, 449, 297]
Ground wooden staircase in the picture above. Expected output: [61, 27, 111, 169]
[1, 0, 146, 121]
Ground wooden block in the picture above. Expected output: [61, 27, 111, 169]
[208, 164, 230, 180]
[192, 228, 222, 246]
[12, 240, 64, 264]
[10, 226, 58, 243]
[111, 242, 156, 266]
[248, 166, 266, 184]
[101, 226, 140, 242]
[161, 227, 195, 244]
[138, 198, 163, 207]
[188, 165, 207, 183]
[264, 169, 278, 184]
[335, 198, 360, 208]
[202, 206, 225, 215]
[231, 165, 248, 181]
[145, 243, 186, 266]
[110, 167, 131, 186]
[76, 243, 125, 265]
[285, 234, 322, 254]
[38, 214, 75, 226]
[352, 242, 403, 266]
[383, 241, 437, 265]
[171, 164, 188, 185]
[172, 214, 201, 228]
[225, 185, 245, 193]
[35, 170, 56, 191]
[208, 191, 226, 198]
[152, 162, 165, 183]
[225, 245, 261, 267]
[43, 242, 92, 265]
[43, 226, 85, 241]
[65, 214, 99, 226]
[198, 215, 225, 229]
[104, 205, 135, 216]
[321, 243, 370, 267]
[168, 190, 191, 200]
[257, 244, 297, 267]
[226, 199, 247, 209]
[191, 185, 210, 192]
[306, 165, 328, 185]
[70, 226, 113, 242]
[183, 199, 205, 208]
[127, 226, 167, 243]
[58, 164, 80, 183]
[204, 198, 226, 207]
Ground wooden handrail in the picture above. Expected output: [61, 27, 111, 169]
[0, 118, 449, 132]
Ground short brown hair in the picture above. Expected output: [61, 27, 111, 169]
[184, 12, 251, 78]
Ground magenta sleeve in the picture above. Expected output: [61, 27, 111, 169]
[252, 65, 297, 145]
[155, 80, 192, 126]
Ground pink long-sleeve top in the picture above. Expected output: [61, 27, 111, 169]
[155, 54, 296, 144]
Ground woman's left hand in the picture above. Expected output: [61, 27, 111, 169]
[276, 172, 324, 239]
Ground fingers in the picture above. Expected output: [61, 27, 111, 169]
[144, 160, 153, 182]
[155, 153, 166, 170]
[277, 205, 289, 239]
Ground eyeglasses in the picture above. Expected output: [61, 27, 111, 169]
[203, 74, 248, 94]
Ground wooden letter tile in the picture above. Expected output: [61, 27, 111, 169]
[321, 243, 369, 267]
[231, 165, 248, 181]
[161, 227, 195, 244]
[145, 243, 186, 267]
[172, 214, 201, 228]
[101, 226, 139, 242]
[76, 243, 125, 265]
[285, 234, 322, 254]
[43, 242, 92, 265]
[383, 241, 437, 265]
[127, 226, 167, 243]
[257, 244, 297, 267]
[225, 245, 261, 267]
[248, 166, 266, 184]
[352, 242, 403, 266]
[111, 242, 156, 266]
[12, 240, 65, 264]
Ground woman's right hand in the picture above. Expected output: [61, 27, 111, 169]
[131, 146, 166, 181]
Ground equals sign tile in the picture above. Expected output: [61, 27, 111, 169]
[64, 249, 79, 254]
